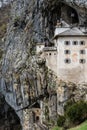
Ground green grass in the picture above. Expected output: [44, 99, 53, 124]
[51, 126, 62, 130]
[51, 121, 87, 130]
[69, 121, 87, 130]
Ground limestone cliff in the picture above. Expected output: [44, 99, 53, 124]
[0, 0, 87, 130]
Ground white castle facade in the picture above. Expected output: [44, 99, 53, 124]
[36, 21, 87, 83]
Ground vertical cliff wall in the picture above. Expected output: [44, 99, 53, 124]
[0, 0, 87, 130]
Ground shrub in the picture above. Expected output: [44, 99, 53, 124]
[14, 16, 21, 27]
[57, 115, 65, 127]
[65, 101, 87, 125]
[45, 106, 49, 121]
[13, 16, 26, 29]
[52, 126, 60, 130]
[0, 23, 7, 38]
[64, 100, 75, 111]
[0, 24, 7, 32]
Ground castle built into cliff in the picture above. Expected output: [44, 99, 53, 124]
[36, 21, 87, 83]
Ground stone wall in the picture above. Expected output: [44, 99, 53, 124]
[57, 36, 87, 83]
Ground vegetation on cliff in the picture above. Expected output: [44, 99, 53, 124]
[69, 120, 87, 130]
[0, 4, 11, 39]
[52, 121, 87, 130]
[52, 101, 87, 130]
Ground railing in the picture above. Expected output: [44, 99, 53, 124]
[43, 47, 57, 51]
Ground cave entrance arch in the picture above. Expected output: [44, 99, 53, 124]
[45, 2, 79, 38]
[32, 102, 40, 108]
[52, 2, 79, 25]
[32, 102, 40, 123]
[32, 112, 40, 123]
[0, 95, 22, 130]
[60, 2, 79, 24]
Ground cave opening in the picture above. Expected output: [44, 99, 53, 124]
[32, 112, 40, 123]
[61, 3, 79, 25]
[32, 102, 40, 108]
[32, 102, 40, 123]
[45, 2, 79, 39]
[0, 95, 22, 130]
[51, 2, 79, 25]
[36, 116, 39, 121]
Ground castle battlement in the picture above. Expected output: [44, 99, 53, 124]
[43, 47, 57, 51]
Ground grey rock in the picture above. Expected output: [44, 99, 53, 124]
[0, 0, 87, 130]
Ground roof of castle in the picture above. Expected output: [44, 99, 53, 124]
[54, 27, 87, 39]
[59, 28, 84, 35]
[54, 21, 87, 39]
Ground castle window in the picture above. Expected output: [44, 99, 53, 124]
[64, 41, 70, 45]
[49, 53, 51, 55]
[79, 59, 86, 64]
[64, 50, 71, 54]
[64, 58, 71, 64]
[80, 50, 85, 54]
[54, 53, 56, 55]
[80, 41, 85, 45]
[36, 116, 39, 121]
[73, 41, 78, 45]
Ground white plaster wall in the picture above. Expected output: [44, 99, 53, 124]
[57, 37, 87, 83]
[43, 51, 57, 75]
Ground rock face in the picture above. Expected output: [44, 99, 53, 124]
[57, 80, 87, 115]
[0, 93, 21, 130]
[0, 0, 13, 8]
[0, 0, 87, 130]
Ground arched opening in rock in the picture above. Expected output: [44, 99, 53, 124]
[0, 95, 22, 130]
[32, 102, 41, 123]
[44, 2, 79, 38]
[32, 102, 40, 108]
[53, 2, 79, 24]
[32, 111, 40, 123]
[61, 3, 79, 24]
[36, 116, 39, 121]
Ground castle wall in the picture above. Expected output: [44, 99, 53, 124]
[43, 49, 57, 75]
[57, 36, 87, 83]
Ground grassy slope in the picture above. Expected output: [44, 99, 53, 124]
[51, 121, 87, 130]
[69, 121, 87, 130]
[51, 126, 62, 130]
